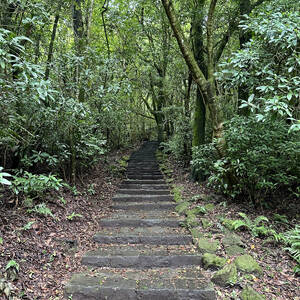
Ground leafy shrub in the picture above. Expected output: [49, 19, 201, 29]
[28, 203, 54, 217]
[161, 115, 192, 162]
[191, 142, 219, 181]
[11, 172, 63, 201]
[208, 116, 300, 201]
[283, 225, 300, 274]
[217, 0, 300, 131]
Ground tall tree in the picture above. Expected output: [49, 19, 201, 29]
[161, 0, 225, 155]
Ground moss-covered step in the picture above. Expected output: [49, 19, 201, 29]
[112, 201, 176, 210]
[117, 188, 170, 195]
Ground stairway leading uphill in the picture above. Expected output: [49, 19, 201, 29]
[65, 141, 216, 300]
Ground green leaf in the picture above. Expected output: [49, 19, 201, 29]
[287, 92, 293, 101]
[1, 178, 12, 185]
[6, 260, 19, 271]
[248, 94, 255, 102]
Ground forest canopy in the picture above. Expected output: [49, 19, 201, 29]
[0, 0, 299, 202]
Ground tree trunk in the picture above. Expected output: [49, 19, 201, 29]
[45, 5, 61, 80]
[238, 0, 252, 115]
[73, 0, 85, 102]
[161, 0, 225, 155]
[191, 2, 207, 146]
[193, 89, 206, 146]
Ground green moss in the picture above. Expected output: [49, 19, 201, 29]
[223, 233, 243, 247]
[240, 285, 265, 300]
[200, 218, 212, 229]
[202, 253, 226, 269]
[225, 245, 245, 256]
[190, 228, 203, 239]
[171, 186, 183, 203]
[186, 214, 200, 228]
[190, 206, 207, 215]
[198, 238, 219, 253]
[175, 201, 190, 214]
[234, 255, 263, 275]
[222, 218, 235, 231]
[204, 203, 215, 212]
[211, 264, 238, 287]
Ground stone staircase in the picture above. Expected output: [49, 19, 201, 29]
[65, 141, 216, 299]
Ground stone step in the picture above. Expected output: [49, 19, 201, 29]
[128, 161, 158, 165]
[127, 174, 164, 180]
[123, 179, 166, 185]
[100, 210, 182, 221]
[99, 218, 182, 227]
[65, 268, 216, 300]
[127, 164, 158, 168]
[111, 202, 176, 210]
[120, 184, 169, 190]
[126, 167, 160, 170]
[94, 225, 192, 245]
[94, 234, 192, 245]
[117, 189, 170, 195]
[126, 171, 162, 176]
[113, 195, 173, 202]
[82, 245, 201, 268]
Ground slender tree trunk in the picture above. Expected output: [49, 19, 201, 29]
[73, 0, 85, 102]
[184, 73, 192, 118]
[238, 0, 252, 115]
[45, 6, 61, 80]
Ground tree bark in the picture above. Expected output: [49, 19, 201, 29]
[45, 5, 61, 80]
[191, 1, 207, 146]
[73, 0, 85, 102]
[161, 0, 224, 153]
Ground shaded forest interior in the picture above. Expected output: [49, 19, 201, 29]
[0, 0, 299, 299]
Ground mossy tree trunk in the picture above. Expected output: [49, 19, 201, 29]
[161, 0, 225, 156]
[191, 1, 207, 146]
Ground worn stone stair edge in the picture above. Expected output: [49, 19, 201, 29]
[117, 189, 170, 195]
[93, 234, 193, 245]
[65, 272, 216, 300]
[99, 219, 182, 227]
[112, 196, 173, 203]
[123, 180, 166, 184]
[82, 254, 202, 268]
[111, 203, 176, 210]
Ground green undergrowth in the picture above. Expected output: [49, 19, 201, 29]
[157, 147, 299, 299]
[109, 155, 130, 177]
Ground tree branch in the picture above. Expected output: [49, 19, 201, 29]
[161, 0, 207, 97]
[102, 0, 110, 58]
[214, 17, 238, 62]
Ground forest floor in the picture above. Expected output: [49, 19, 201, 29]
[0, 144, 140, 300]
[166, 157, 300, 300]
[0, 143, 299, 300]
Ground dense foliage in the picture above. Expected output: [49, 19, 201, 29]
[191, 117, 299, 201]
[0, 0, 298, 236]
